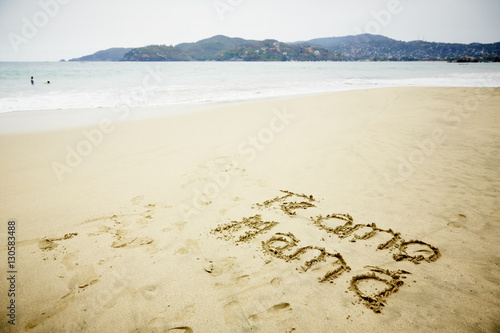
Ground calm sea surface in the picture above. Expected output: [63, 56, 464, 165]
[0, 61, 499, 113]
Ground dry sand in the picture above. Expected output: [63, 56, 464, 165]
[0, 87, 499, 332]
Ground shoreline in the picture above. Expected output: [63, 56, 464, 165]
[0, 86, 499, 332]
[0, 88, 372, 135]
[0, 85, 497, 135]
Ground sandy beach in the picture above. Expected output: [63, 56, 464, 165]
[1, 87, 499, 332]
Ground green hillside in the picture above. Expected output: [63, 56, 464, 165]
[176, 35, 258, 60]
[123, 45, 191, 61]
[69, 48, 133, 61]
[70, 35, 500, 62]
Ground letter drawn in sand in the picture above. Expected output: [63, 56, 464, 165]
[253, 190, 317, 216]
[211, 190, 441, 314]
[350, 266, 411, 313]
[261, 232, 351, 282]
[211, 215, 279, 243]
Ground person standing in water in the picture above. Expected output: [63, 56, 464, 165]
[31, 76, 34, 85]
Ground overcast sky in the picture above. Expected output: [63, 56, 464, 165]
[1, 0, 499, 61]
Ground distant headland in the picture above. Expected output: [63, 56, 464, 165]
[69, 34, 500, 62]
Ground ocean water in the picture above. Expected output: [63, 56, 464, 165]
[0, 61, 499, 113]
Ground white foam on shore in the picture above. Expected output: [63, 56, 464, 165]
[1, 61, 499, 115]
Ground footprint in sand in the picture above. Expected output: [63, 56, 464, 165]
[203, 257, 237, 277]
[172, 304, 196, 322]
[24, 265, 100, 330]
[175, 239, 201, 255]
[139, 284, 159, 300]
[38, 233, 78, 251]
[137, 326, 193, 333]
[223, 300, 247, 326]
[85, 213, 155, 249]
[248, 302, 292, 326]
[103, 283, 159, 310]
[111, 229, 154, 249]
[173, 221, 188, 231]
[255, 179, 267, 187]
[131, 195, 145, 205]
[270, 277, 283, 287]
[61, 252, 79, 271]
[447, 213, 467, 228]
[181, 156, 245, 189]
[24, 292, 75, 331]
[167, 327, 193, 333]
[67, 265, 100, 290]
[132, 318, 193, 333]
